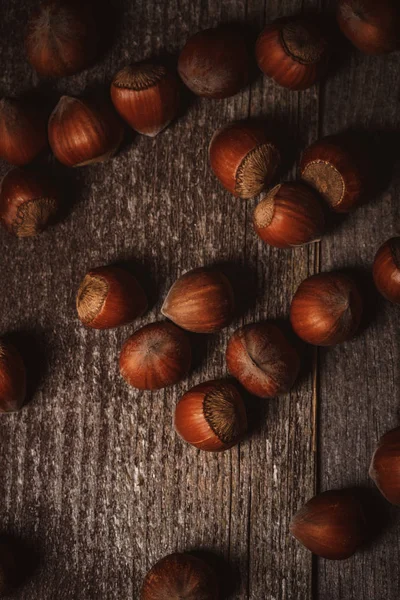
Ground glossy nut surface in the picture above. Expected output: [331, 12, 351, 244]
[370, 426, 400, 505]
[373, 237, 400, 304]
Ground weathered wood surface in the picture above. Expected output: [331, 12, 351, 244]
[0, 0, 398, 598]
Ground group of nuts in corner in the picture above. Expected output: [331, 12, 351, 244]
[0, 0, 399, 596]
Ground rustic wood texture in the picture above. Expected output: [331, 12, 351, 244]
[0, 0, 398, 599]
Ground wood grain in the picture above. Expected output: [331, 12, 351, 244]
[0, 0, 398, 598]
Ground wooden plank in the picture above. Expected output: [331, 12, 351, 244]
[317, 2, 400, 599]
[0, 0, 319, 598]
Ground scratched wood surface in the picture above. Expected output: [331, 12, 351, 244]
[0, 0, 398, 599]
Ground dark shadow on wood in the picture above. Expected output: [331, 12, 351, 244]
[2, 330, 49, 407]
[339, 265, 382, 336]
[112, 256, 161, 313]
[209, 259, 258, 322]
[350, 486, 399, 552]
[189, 549, 240, 600]
[0, 532, 42, 595]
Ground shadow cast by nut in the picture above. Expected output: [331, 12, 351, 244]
[2, 329, 50, 408]
[207, 259, 258, 322]
[189, 549, 241, 599]
[339, 265, 382, 336]
[348, 485, 399, 553]
[0, 531, 42, 594]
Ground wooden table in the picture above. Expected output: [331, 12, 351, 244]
[0, 0, 399, 598]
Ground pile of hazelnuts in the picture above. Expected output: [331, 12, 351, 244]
[0, 0, 399, 596]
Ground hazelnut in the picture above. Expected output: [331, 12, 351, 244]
[76, 266, 147, 329]
[226, 322, 300, 398]
[119, 322, 191, 390]
[174, 379, 247, 452]
[209, 120, 280, 199]
[0, 98, 48, 166]
[0, 340, 26, 413]
[290, 272, 363, 346]
[162, 267, 234, 334]
[370, 426, 400, 505]
[253, 182, 325, 248]
[373, 237, 400, 304]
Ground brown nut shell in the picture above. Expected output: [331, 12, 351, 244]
[290, 272, 363, 346]
[209, 120, 280, 199]
[48, 96, 124, 167]
[369, 426, 400, 505]
[226, 322, 300, 398]
[256, 16, 331, 91]
[174, 380, 247, 452]
[290, 489, 366, 560]
[162, 267, 234, 333]
[299, 134, 370, 213]
[337, 0, 400, 55]
[119, 322, 191, 390]
[0, 340, 27, 413]
[0, 168, 59, 237]
[372, 237, 400, 304]
[25, 0, 99, 77]
[141, 552, 219, 600]
[253, 182, 325, 248]
[0, 98, 48, 166]
[111, 62, 181, 137]
[178, 26, 250, 99]
[76, 266, 147, 329]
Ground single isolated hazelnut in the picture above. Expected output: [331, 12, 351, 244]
[226, 322, 300, 398]
[111, 61, 181, 137]
[255, 16, 331, 91]
[209, 120, 281, 199]
[372, 237, 400, 304]
[290, 489, 366, 560]
[25, 0, 99, 77]
[299, 134, 370, 213]
[76, 266, 147, 329]
[174, 380, 247, 452]
[0, 98, 48, 166]
[290, 272, 363, 346]
[0, 340, 26, 413]
[337, 0, 400, 55]
[48, 96, 124, 167]
[370, 426, 400, 505]
[253, 182, 325, 248]
[178, 25, 250, 99]
[162, 267, 234, 334]
[119, 322, 192, 390]
[0, 168, 59, 238]
[141, 552, 219, 600]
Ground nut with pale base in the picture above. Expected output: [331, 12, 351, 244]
[256, 16, 331, 90]
[174, 379, 247, 452]
[337, 0, 400, 55]
[178, 25, 250, 99]
[76, 266, 147, 329]
[0, 340, 26, 413]
[290, 489, 367, 560]
[253, 182, 325, 248]
[299, 134, 370, 213]
[119, 322, 191, 390]
[0, 98, 48, 166]
[25, 0, 99, 77]
[290, 272, 363, 346]
[370, 426, 400, 505]
[373, 237, 400, 304]
[209, 120, 280, 199]
[48, 96, 124, 167]
[162, 267, 234, 333]
[226, 322, 300, 398]
[111, 61, 181, 137]
[141, 552, 219, 600]
[0, 168, 59, 238]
